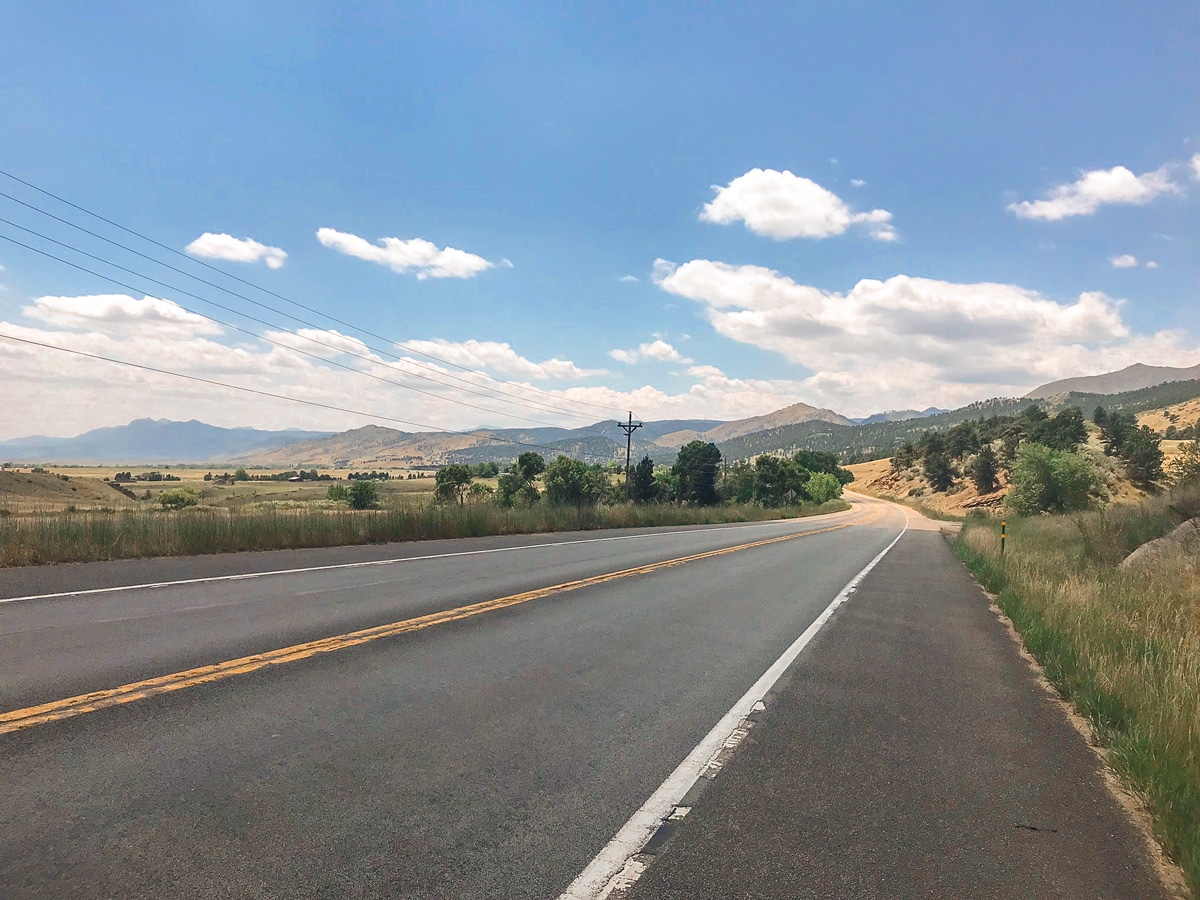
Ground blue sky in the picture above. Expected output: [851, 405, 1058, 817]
[1, 2, 1199, 437]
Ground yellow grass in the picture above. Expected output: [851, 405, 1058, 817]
[1139, 396, 1200, 434]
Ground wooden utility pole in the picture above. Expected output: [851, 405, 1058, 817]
[619, 411, 643, 502]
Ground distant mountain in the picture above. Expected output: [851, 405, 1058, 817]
[235, 420, 699, 468]
[236, 406, 857, 469]
[850, 407, 948, 425]
[0, 419, 330, 464]
[699, 403, 852, 443]
[1027, 363, 1200, 399]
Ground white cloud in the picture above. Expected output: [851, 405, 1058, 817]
[699, 168, 897, 241]
[656, 258, 1199, 414]
[185, 233, 288, 269]
[1192, 153, 1200, 181]
[1146, 260, 1159, 269]
[1008, 165, 1181, 221]
[619, 275, 639, 283]
[398, 338, 605, 380]
[316, 228, 494, 279]
[850, 179, 866, 188]
[609, 339, 692, 365]
[23, 294, 222, 338]
[0, 301, 619, 438]
[1110, 254, 1138, 268]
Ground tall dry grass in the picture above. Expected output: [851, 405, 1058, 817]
[956, 487, 1200, 893]
[0, 499, 848, 567]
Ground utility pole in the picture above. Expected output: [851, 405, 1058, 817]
[619, 411, 643, 502]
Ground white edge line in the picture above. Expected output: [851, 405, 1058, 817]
[0, 510, 863, 605]
[558, 510, 909, 900]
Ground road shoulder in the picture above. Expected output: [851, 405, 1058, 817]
[622, 526, 1174, 899]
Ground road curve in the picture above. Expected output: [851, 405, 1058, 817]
[1, 496, 904, 898]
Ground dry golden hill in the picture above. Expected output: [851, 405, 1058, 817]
[847, 457, 1010, 517]
[238, 425, 484, 468]
[700, 402, 851, 443]
[1138, 396, 1200, 435]
[0, 469, 136, 514]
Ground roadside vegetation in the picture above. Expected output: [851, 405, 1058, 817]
[948, 423, 1200, 892]
[0, 440, 852, 566]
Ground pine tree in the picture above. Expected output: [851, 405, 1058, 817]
[970, 444, 999, 493]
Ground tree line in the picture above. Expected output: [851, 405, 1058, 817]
[428, 440, 852, 510]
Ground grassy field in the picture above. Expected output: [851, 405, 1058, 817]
[0, 498, 849, 567]
[0, 467, 435, 515]
[955, 488, 1200, 894]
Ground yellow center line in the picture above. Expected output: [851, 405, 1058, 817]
[1, 514, 879, 736]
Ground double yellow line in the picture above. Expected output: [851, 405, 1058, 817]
[1, 519, 863, 736]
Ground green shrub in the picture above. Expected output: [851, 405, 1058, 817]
[326, 483, 348, 501]
[347, 480, 379, 510]
[806, 472, 843, 504]
[157, 486, 201, 510]
[1006, 443, 1103, 515]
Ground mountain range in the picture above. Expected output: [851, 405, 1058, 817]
[0, 419, 330, 464]
[4, 363, 1197, 467]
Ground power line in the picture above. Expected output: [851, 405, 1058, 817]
[0, 168, 631, 419]
[0, 189, 608, 422]
[0, 226, 590, 429]
[0, 214, 605, 424]
[0, 333, 599, 459]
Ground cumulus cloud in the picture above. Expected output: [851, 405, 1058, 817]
[1008, 165, 1181, 220]
[1110, 254, 1138, 268]
[619, 275, 639, 283]
[1146, 261, 1159, 269]
[655, 258, 1199, 413]
[850, 179, 866, 188]
[609, 340, 692, 365]
[699, 168, 897, 241]
[185, 233, 287, 269]
[1192, 153, 1200, 181]
[23, 294, 222, 338]
[0, 298, 624, 437]
[317, 228, 494, 279]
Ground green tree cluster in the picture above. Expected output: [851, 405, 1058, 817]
[673, 440, 722, 506]
[434, 464, 473, 505]
[542, 455, 613, 507]
[497, 451, 546, 507]
[1095, 407, 1164, 488]
[891, 405, 1089, 496]
[715, 450, 851, 507]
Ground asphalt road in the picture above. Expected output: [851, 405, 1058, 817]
[1, 499, 898, 898]
[0, 495, 1169, 898]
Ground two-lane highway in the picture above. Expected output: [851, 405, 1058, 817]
[0, 496, 904, 898]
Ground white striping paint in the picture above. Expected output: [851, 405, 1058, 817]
[558, 510, 909, 900]
[0, 514, 860, 606]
